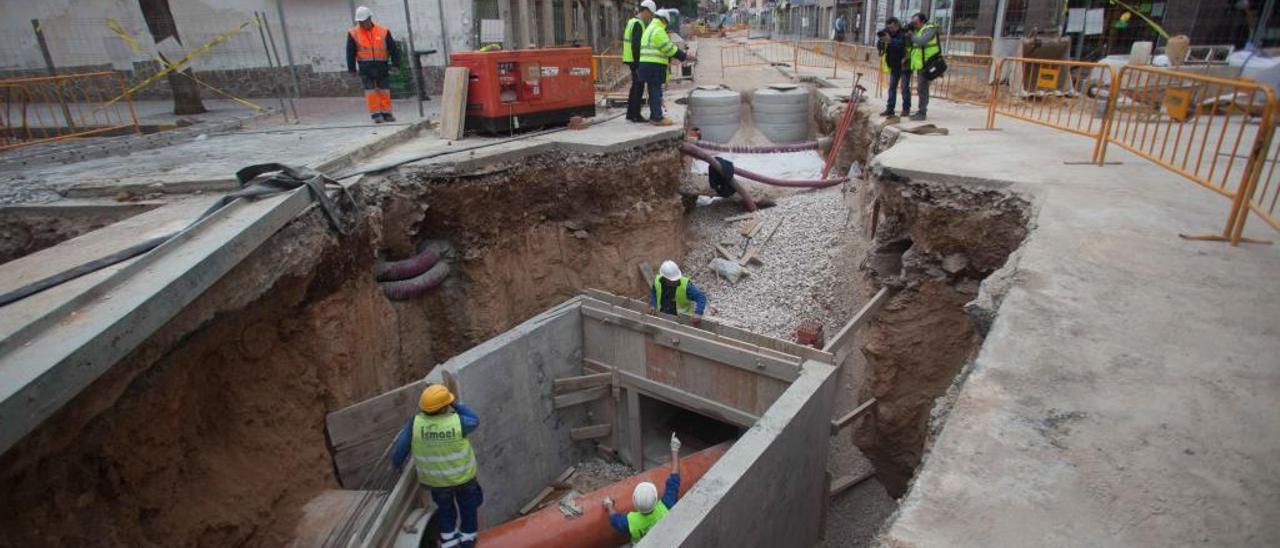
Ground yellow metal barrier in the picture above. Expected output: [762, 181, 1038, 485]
[986, 57, 1116, 164]
[932, 54, 993, 106]
[1244, 127, 1280, 234]
[0, 71, 140, 153]
[795, 40, 839, 78]
[1102, 65, 1277, 244]
[719, 41, 794, 78]
[591, 54, 628, 91]
[942, 35, 993, 56]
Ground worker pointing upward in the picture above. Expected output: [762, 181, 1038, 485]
[604, 433, 683, 542]
[392, 376, 483, 548]
[346, 6, 402, 123]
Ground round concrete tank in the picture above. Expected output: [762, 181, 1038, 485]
[688, 87, 742, 143]
[752, 85, 809, 144]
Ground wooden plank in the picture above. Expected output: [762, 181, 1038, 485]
[590, 358, 760, 428]
[722, 212, 756, 222]
[759, 216, 785, 247]
[326, 380, 427, 452]
[581, 304, 802, 383]
[621, 368, 759, 428]
[714, 243, 740, 261]
[638, 261, 654, 289]
[553, 385, 609, 409]
[578, 292, 834, 364]
[824, 287, 893, 361]
[570, 423, 613, 440]
[746, 219, 765, 238]
[519, 466, 577, 515]
[553, 372, 612, 393]
[626, 387, 643, 469]
[737, 246, 760, 266]
[438, 66, 469, 140]
[738, 218, 760, 236]
[830, 397, 877, 435]
[829, 470, 876, 498]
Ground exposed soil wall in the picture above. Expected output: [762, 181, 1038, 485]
[854, 167, 1032, 497]
[0, 138, 686, 547]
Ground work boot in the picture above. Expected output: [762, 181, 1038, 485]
[909, 112, 927, 121]
[629, 115, 649, 123]
[878, 109, 894, 117]
[372, 113, 385, 124]
[651, 118, 674, 127]
[383, 113, 396, 122]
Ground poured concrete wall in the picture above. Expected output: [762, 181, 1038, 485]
[639, 360, 839, 547]
[419, 298, 590, 522]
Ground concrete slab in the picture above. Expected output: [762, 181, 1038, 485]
[0, 98, 431, 204]
[867, 98, 1280, 546]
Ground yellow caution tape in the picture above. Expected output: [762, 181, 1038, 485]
[104, 17, 262, 108]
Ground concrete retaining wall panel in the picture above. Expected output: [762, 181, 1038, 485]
[638, 360, 838, 547]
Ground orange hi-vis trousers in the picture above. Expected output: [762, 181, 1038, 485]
[360, 74, 392, 119]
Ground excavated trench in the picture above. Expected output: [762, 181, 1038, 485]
[0, 90, 1033, 546]
[0, 139, 685, 547]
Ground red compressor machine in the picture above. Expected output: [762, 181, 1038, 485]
[449, 47, 597, 134]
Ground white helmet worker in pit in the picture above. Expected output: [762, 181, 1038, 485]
[648, 260, 708, 326]
[603, 433, 683, 542]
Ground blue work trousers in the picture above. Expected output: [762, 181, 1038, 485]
[431, 478, 484, 548]
[886, 70, 912, 114]
[638, 62, 668, 121]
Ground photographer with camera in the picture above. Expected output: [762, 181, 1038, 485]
[905, 12, 942, 121]
[875, 18, 911, 118]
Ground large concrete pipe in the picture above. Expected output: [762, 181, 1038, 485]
[477, 443, 730, 547]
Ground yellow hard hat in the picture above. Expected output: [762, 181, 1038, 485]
[419, 384, 455, 413]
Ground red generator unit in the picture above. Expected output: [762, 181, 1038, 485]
[449, 47, 597, 134]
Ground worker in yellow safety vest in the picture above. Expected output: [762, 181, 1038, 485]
[346, 6, 403, 123]
[623, 0, 658, 122]
[604, 433, 683, 542]
[638, 10, 694, 126]
[392, 379, 482, 548]
[906, 12, 941, 121]
[649, 260, 708, 326]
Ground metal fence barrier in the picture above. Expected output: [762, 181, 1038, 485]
[932, 54, 994, 106]
[591, 54, 628, 91]
[942, 35, 993, 56]
[986, 57, 1117, 164]
[719, 41, 794, 77]
[1245, 129, 1280, 235]
[1102, 65, 1277, 243]
[1, 71, 140, 152]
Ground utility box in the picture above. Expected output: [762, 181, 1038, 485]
[449, 47, 597, 134]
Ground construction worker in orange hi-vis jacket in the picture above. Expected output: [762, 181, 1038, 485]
[346, 6, 402, 123]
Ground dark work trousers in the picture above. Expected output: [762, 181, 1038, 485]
[626, 62, 646, 120]
[916, 70, 931, 115]
[431, 478, 484, 548]
[638, 62, 667, 121]
[886, 70, 912, 114]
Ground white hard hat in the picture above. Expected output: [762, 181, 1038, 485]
[354, 6, 373, 22]
[659, 260, 682, 281]
[654, 9, 671, 21]
[640, 0, 658, 13]
[633, 481, 658, 513]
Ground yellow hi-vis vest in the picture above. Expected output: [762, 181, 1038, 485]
[627, 501, 670, 542]
[623, 17, 647, 63]
[909, 23, 940, 71]
[653, 275, 693, 316]
[411, 412, 477, 488]
[639, 19, 678, 66]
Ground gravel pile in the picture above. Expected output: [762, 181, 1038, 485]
[683, 184, 857, 340]
[570, 457, 636, 493]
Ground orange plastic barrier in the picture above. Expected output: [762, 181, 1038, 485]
[0, 71, 140, 152]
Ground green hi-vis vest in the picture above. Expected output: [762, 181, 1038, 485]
[623, 17, 647, 63]
[653, 275, 693, 316]
[880, 52, 890, 74]
[639, 19, 678, 66]
[909, 24, 940, 71]
[626, 501, 669, 542]
[411, 412, 477, 488]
